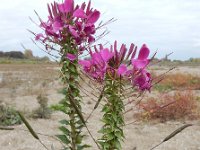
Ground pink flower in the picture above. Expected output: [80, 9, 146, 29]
[79, 48, 113, 82]
[131, 44, 150, 69]
[133, 70, 152, 91]
[79, 41, 137, 81]
[117, 64, 127, 76]
[91, 49, 113, 71]
[35, 0, 101, 52]
[100, 48, 114, 62]
[87, 10, 100, 24]
[66, 53, 76, 61]
[79, 42, 153, 91]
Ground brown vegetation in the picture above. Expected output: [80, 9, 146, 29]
[153, 73, 200, 92]
[137, 91, 200, 122]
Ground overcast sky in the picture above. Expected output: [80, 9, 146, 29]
[0, 0, 200, 60]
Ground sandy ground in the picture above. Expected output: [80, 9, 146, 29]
[0, 64, 200, 150]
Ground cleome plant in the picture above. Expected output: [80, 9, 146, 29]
[8, 0, 194, 150]
[79, 42, 153, 149]
[32, 0, 105, 149]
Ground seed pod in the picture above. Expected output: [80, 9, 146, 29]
[163, 124, 193, 142]
[17, 111, 39, 140]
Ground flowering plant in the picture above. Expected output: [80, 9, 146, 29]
[35, 0, 100, 54]
[32, 0, 104, 149]
[30, 0, 155, 150]
[79, 42, 153, 149]
[79, 42, 152, 91]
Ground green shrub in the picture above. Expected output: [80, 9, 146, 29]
[0, 102, 22, 126]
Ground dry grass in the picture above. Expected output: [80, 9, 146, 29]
[136, 91, 200, 122]
[31, 94, 52, 119]
[153, 73, 200, 92]
[0, 64, 60, 97]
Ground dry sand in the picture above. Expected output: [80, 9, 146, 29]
[0, 64, 200, 150]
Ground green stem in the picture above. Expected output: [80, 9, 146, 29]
[70, 110, 76, 150]
[99, 75, 125, 150]
[58, 45, 86, 150]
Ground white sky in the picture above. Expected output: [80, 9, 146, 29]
[0, 0, 200, 60]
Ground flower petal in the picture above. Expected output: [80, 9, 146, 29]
[117, 64, 127, 76]
[66, 53, 76, 61]
[88, 35, 95, 43]
[78, 60, 91, 67]
[131, 59, 149, 69]
[35, 33, 44, 41]
[58, 0, 74, 13]
[73, 8, 86, 18]
[87, 10, 100, 24]
[69, 26, 79, 38]
[100, 48, 113, 62]
[138, 44, 150, 60]
[64, 0, 74, 12]
[58, 4, 65, 12]
[133, 70, 152, 91]
[53, 21, 62, 32]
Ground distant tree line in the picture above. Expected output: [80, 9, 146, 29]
[0, 50, 50, 61]
[0, 51, 24, 59]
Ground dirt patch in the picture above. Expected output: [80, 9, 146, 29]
[0, 64, 200, 150]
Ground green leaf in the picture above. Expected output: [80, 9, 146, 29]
[111, 113, 117, 122]
[77, 144, 91, 150]
[59, 119, 70, 125]
[106, 133, 114, 141]
[50, 104, 69, 114]
[59, 126, 70, 136]
[114, 139, 122, 149]
[114, 131, 123, 139]
[56, 135, 70, 145]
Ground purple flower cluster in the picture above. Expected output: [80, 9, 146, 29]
[79, 42, 152, 91]
[35, 0, 100, 52]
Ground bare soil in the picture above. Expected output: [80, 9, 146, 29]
[0, 64, 200, 150]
